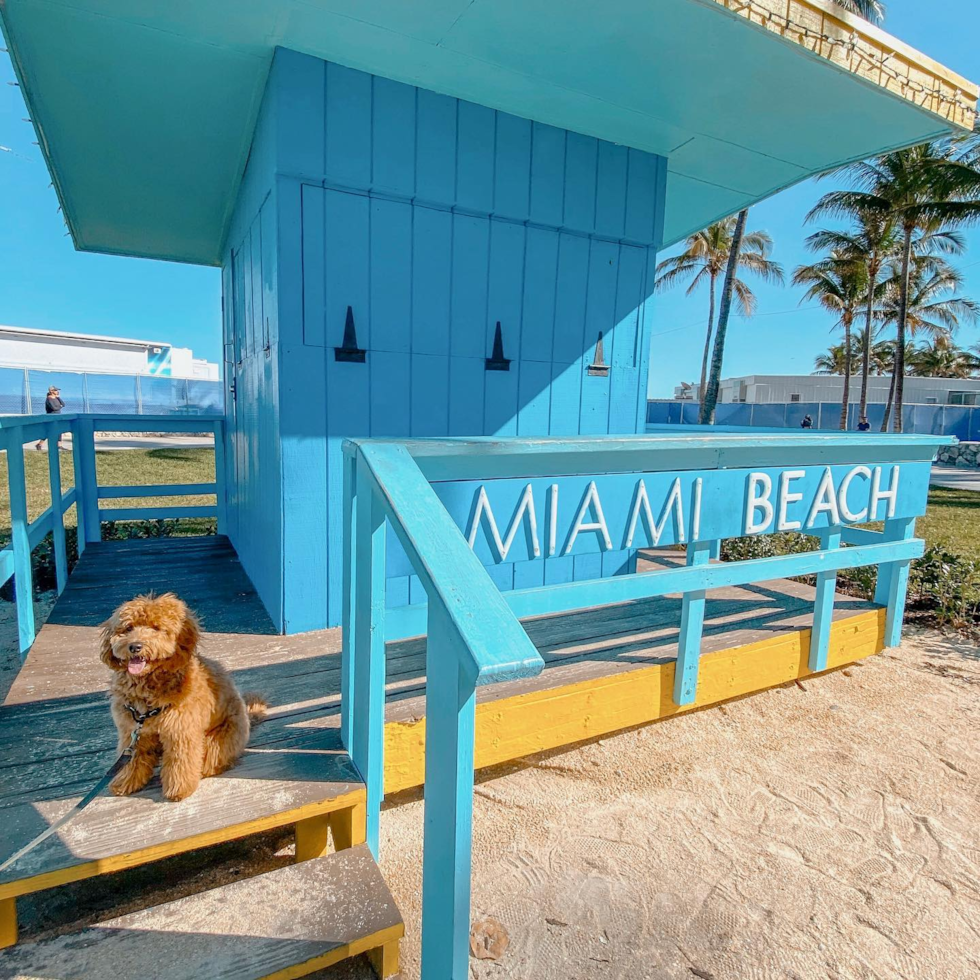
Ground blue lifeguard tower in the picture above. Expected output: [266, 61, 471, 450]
[0, 2, 976, 977]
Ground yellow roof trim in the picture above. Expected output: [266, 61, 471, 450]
[710, 0, 978, 131]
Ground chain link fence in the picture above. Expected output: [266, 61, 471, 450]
[647, 399, 980, 440]
[0, 367, 222, 416]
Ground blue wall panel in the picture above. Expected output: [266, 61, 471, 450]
[225, 47, 667, 631]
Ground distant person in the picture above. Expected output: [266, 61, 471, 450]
[800, 414, 813, 429]
[35, 385, 66, 451]
[857, 416, 871, 432]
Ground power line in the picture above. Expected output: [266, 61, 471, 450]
[650, 304, 824, 338]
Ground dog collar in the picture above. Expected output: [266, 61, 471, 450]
[123, 704, 165, 726]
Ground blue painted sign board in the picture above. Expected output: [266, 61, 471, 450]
[384, 461, 930, 577]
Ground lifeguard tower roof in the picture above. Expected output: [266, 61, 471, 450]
[2, 0, 976, 266]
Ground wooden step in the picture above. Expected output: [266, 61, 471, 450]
[0, 726, 364, 914]
[0, 844, 402, 980]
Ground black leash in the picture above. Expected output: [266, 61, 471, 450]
[0, 705, 164, 875]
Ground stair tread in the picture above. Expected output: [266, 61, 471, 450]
[0, 844, 402, 980]
[0, 726, 363, 897]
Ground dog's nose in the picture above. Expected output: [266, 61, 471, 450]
[128, 642, 143, 654]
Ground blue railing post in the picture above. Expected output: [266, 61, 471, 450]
[340, 450, 357, 753]
[350, 456, 386, 858]
[420, 602, 478, 980]
[674, 538, 713, 705]
[809, 525, 842, 672]
[875, 516, 916, 648]
[70, 419, 88, 555]
[74, 418, 100, 545]
[46, 422, 68, 595]
[212, 419, 227, 534]
[6, 430, 35, 657]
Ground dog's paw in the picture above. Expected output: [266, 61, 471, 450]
[109, 769, 146, 796]
[161, 773, 199, 802]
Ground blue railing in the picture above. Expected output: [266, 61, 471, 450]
[342, 430, 949, 980]
[0, 413, 225, 656]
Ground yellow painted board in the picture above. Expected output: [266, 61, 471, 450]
[259, 925, 403, 980]
[0, 791, 366, 902]
[384, 609, 884, 795]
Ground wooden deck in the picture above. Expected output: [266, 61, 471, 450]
[1, 535, 885, 918]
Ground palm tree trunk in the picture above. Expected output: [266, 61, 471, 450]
[859, 258, 877, 421]
[700, 209, 748, 425]
[892, 227, 914, 433]
[840, 314, 852, 430]
[880, 363, 896, 432]
[698, 272, 717, 406]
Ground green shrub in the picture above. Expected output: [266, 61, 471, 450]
[721, 532, 980, 633]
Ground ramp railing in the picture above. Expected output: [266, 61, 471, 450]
[0, 413, 225, 656]
[342, 430, 949, 980]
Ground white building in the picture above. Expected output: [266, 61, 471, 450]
[693, 374, 980, 406]
[0, 325, 219, 380]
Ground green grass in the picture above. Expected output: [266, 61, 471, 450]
[915, 487, 980, 560]
[0, 447, 216, 548]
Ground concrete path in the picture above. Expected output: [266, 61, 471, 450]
[929, 465, 980, 491]
[25, 433, 214, 451]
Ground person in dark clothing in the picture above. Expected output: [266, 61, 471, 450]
[857, 416, 871, 432]
[36, 386, 66, 451]
[800, 415, 813, 429]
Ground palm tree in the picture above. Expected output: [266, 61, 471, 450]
[911, 336, 979, 379]
[807, 144, 980, 430]
[655, 217, 782, 406]
[801, 216, 896, 421]
[814, 342, 856, 376]
[794, 251, 867, 428]
[833, 0, 886, 23]
[876, 256, 979, 428]
[698, 211, 785, 423]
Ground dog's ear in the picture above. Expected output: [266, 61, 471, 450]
[99, 616, 120, 669]
[175, 603, 200, 659]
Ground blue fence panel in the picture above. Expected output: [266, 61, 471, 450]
[680, 402, 701, 424]
[141, 376, 189, 414]
[0, 368, 27, 414]
[27, 370, 83, 415]
[84, 373, 139, 414]
[941, 407, 970, 441]
[646, 401, 671, 424]
[0, 368, 222, 416]
[185, 380, 223, 415]
[751, 404, 786, 427]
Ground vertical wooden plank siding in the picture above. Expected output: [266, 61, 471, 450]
[351, 458, 386, 857]
[674, 539, 713, 705]
[223, 48, 667, 630]
[420, 602, 478, 980]
[46, 426, 68, 595]
[6, 432, 35, 655]
[809, 526, 842, 671]
[876, 516, 917, 647]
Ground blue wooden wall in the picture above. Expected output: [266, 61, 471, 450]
[223, 47, 668, 632]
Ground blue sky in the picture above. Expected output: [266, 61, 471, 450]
[1, 1, 977, 385]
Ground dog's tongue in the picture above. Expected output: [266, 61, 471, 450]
[127, 657, 147, 675]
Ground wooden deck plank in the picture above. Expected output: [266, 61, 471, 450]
[0, 845, 403, 980]
[0, 536, 885, 903]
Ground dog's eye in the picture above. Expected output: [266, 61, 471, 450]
[123, 624, 134, 633]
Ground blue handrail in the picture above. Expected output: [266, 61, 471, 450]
[341, 430, 949, 980]
[0, 413, 226, 656]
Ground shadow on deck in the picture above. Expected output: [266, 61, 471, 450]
[0, 534, 885, 934]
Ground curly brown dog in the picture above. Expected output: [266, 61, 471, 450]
[100, 593, 265, 801]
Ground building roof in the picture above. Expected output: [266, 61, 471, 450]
[0, 324, 169, 350]
[2, 0, 976, 266]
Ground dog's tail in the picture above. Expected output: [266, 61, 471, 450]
[242, 692, 268, 726]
